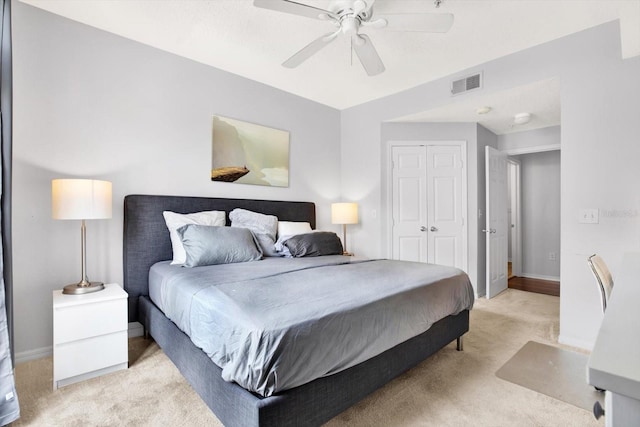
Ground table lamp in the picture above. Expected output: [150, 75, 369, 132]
[331, 202, 358, 256]
[52, 179, 112, 295]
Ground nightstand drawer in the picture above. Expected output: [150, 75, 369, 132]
[54, 298, 127, 344]
[54, 331, 128, 380]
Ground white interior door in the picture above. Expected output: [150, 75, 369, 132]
[426, 145, 465, 268]
[392, 145, 427, 262]
[391, 143, 466, 269]
[485, 146, 509, 298]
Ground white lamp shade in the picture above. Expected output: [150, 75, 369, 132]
[331, 202, 358, 225]
[52, 179, 112, 220]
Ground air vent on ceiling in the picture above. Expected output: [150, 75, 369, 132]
[451, 72, 482, 96]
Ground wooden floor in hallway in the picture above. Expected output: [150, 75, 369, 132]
[508, 276, 560, 297]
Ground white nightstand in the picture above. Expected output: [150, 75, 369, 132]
[53, 283, 128, 390]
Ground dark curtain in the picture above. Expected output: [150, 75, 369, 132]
[0, 0, 18, 424]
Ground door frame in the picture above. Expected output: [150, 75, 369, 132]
[508, 158, 522, 278]
[386, 140, 468, 272]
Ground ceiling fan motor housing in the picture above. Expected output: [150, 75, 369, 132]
[341, 17, 360, 35]
[332, 0, 372, 21]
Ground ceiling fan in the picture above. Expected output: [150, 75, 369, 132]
[253, 0, 454, 76]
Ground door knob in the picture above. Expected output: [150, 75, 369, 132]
[420, 226, 427, 232]
[593, 401, 605, 420]
[430, 226, 438, 232]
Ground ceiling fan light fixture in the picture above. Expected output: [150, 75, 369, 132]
[514, 112, 532, 125]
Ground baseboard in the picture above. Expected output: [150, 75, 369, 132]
[558, 334, 594, 351]
[15, 346, 52, 364]
[520, 273, 560, 282]
[16, 323, 144, 364]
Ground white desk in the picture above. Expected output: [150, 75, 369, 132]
[588, 252, 640, 425]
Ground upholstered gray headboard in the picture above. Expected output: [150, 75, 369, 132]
[123, 194, 316, 322]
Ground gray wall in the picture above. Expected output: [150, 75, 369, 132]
[515, 151, 561, 279]
[499, 125, 561, 152]
[341, 22, 640, 349]
[12, 3, 341, 357]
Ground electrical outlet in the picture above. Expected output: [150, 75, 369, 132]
[549, 252, 556, 261]
[579, 208, 599, 224]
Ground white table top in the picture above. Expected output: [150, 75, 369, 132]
[53, 283, 127, 308]
[588, 252, 640, 400]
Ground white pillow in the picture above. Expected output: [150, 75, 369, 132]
[163, 210, 226, 265]
[278, 221, 312, 237]
[275, 221, 313, 253]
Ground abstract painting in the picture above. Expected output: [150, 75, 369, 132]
[211, 115, 290, 187]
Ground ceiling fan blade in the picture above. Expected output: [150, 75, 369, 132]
[374, 13, 454, 32]
[282, 31, 339, 68]
[253, 0, 336, 20]
[352, 34, 385, 76]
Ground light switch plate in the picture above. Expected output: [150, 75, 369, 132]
[579, 208, 599, 224]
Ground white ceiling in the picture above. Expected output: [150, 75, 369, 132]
[21, 0, 640, 132]
[391, 78, 561, 135]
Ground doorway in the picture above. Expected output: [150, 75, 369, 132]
[486, 144, 561, 298]
[503, 149, 561, 297]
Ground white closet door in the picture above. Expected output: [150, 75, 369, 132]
[392, 145, 428, 262]
[391, 144, 465, 269]
[427, 145, 465, 269]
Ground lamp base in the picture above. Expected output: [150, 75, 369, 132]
[342, 251, 354, 256]
[62, 281, 105, 295]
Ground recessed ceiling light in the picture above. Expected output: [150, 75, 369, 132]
[476, 106, 492, 115]
[514, 112, 532, 125]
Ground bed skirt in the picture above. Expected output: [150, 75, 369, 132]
[139, 296, 469, 427]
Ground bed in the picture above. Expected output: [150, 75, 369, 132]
[123, 194, 473, 427]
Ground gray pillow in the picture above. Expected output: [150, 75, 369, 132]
[177, 225, 263, 267]
[254, 233, 283, 257]
[229, 208, 280, 256]
[283, 232, 343, 257]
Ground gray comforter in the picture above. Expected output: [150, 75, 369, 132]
[149, 256, 474, 397]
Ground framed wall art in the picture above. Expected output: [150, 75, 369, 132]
[211, 115, 290, 187]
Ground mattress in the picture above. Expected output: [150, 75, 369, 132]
[149, 256, 474, 397]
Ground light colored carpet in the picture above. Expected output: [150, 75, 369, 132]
[496, 341, 603, 412]
[14, 289, 602, 426]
